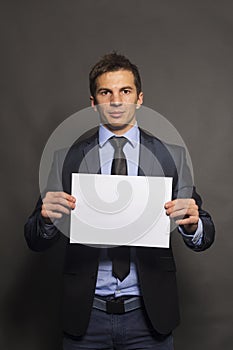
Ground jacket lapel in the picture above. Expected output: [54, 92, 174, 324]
[82, 135, 101, 174]
[76, 131, 101, 174]
[138, 129, 154, 176]
[139, 128, 170, 177]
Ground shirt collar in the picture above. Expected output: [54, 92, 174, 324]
[99, 123, 139, 148]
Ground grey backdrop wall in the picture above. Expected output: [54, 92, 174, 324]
[1, 1, 232, 349]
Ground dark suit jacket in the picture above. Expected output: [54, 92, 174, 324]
[24, 128, 215, 337]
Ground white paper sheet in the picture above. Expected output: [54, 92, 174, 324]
[70, 174, 172, 248]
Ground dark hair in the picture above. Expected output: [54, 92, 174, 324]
[89, 52, 142, 99]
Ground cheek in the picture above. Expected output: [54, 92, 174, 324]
[98, 105, 109, 118]
[95, 94, 110, 104]
[125, 94, 139, 104]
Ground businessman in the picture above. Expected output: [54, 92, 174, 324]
[25, 52, 215, 349]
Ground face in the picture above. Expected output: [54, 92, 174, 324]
[91, 70, 143, 135]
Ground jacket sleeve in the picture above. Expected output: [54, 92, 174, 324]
[24, 150, 65, 252]
[174, 146, 215, 252]
[166, 143, 215, 252]
[182, 187, 215, 252]
[24, 197, 61, 251]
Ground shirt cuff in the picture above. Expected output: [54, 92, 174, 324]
[38, 215, 58, 239]
[178, 219, 203, 246]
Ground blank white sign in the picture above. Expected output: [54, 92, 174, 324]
[70, 174, 172, 248]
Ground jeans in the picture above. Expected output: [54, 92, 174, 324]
[63, 307, 174, 350]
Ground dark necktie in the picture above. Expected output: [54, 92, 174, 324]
[108, 136, 130, 281]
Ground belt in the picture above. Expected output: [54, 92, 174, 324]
[93, 296, 142, 314]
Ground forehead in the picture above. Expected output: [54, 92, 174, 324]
[96, 70, 135, 89]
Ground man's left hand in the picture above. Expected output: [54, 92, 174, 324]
[165, 198, 199, 234]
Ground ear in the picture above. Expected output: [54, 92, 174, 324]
[90, 96, 97, 111]
[136, 92, 143, 109]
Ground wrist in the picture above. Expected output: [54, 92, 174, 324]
[40, 214, 53, 225]
[182, 223, 198, 234]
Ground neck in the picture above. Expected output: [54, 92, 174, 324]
[102, 122, 136, 135]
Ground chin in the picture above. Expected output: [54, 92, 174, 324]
[106, 122, 125, 130]
[105, 123, 134, 134]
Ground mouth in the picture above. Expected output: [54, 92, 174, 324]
[108, 111, 125, 118]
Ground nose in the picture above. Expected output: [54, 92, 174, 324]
[110, 92, 122, 106]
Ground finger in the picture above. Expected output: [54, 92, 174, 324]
[43, 198, 76, 210]
[169, 208, 198, 219]
[45, 192, 76, 203]
[175, 216, 199, 226]
[165, 201, 197, 214]
[43, 195, 76, 209]
[42, 203, 71, 215]
[41, 209, 63, 219]
[164, 201, 175, 209]
[54, 192, 76, 202]
[165, 198, 196, 209]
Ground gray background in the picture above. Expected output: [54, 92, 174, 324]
[1, 0, 232, 349]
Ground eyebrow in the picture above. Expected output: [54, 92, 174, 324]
[97, 86, 134, 93]
[120, 86, 134, 91]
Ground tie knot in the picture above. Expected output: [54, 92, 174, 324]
[109, 136, 128, 151]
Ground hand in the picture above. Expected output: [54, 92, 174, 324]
[41, 191, 76, 223]
[164, 198, 199, 233]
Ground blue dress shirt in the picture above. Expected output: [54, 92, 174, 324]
[43, 123, 203, 297]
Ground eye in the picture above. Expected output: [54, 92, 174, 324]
[100, 90, 110, 96]
[122, 89, 131, 95]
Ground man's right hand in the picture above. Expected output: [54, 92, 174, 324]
[41, 191, 76, 223]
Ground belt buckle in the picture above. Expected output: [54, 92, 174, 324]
[106, 299, 125, 314]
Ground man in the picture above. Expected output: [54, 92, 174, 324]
[25, 53, 215, 349]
